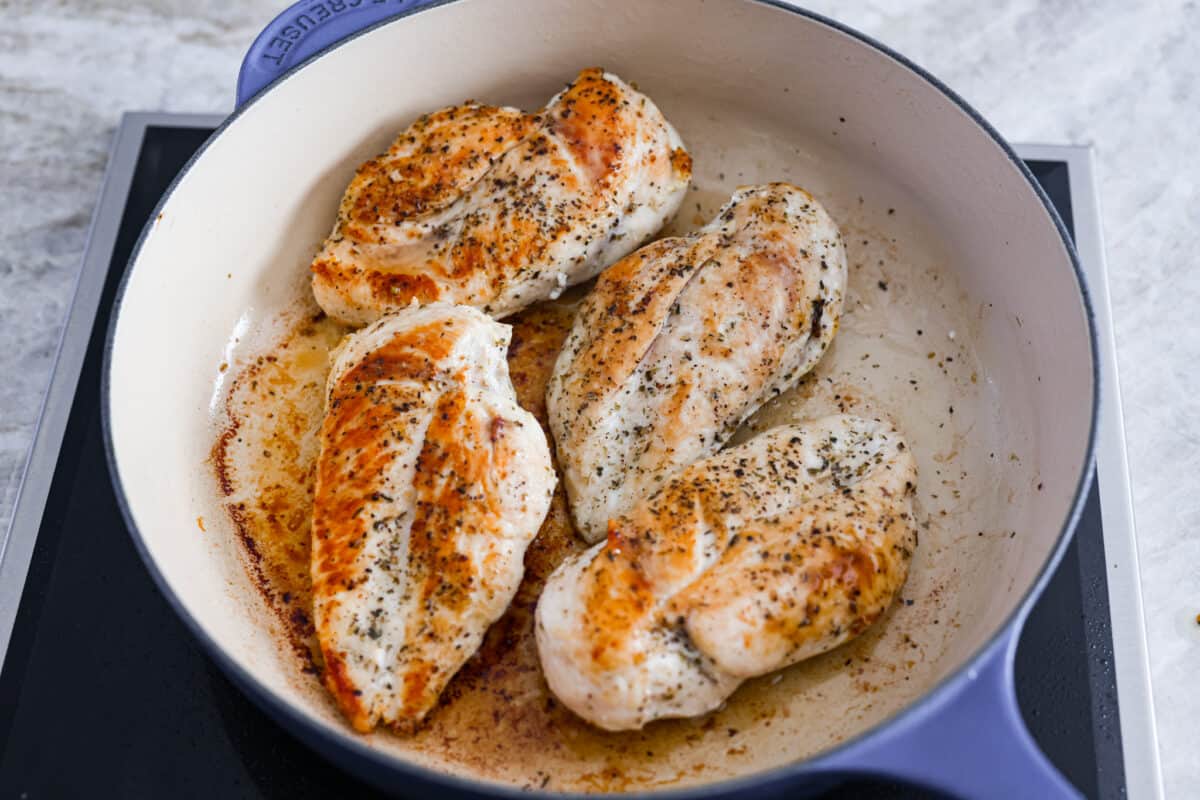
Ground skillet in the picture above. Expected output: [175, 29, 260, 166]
[104, 1, 1098, 796]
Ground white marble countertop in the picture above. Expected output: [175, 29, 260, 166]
[1, 0, 1195, 795]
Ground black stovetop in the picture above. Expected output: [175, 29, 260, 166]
[0, 125, 1124, 799]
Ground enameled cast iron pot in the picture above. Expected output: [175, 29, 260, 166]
[104, 1, 1098, 797]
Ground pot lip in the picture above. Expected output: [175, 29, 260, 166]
[101, 0, 1100, 796]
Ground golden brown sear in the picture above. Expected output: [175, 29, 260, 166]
[536, 415, 917, 731]
[311, 68, 692, 325]
[312, 303, 555, 731]
[547, 184, 847, 542]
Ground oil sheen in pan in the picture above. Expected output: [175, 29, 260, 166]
[207, 98, 1023, 792]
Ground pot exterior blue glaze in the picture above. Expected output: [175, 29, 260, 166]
[198, 3, 1092, 797]
[814, 627, 1081, 798]
[237, 0, 443, 107]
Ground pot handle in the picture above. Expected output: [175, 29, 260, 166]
[815, 629, 1082, 800]
[237, 0, 441, 108]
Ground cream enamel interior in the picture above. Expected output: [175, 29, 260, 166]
[107, 0, 1093, 792]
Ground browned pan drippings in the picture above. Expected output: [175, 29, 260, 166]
[212, 311, 348, 672]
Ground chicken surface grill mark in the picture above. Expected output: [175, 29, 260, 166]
[311, 68, 691, 325]
[535, 415, 917, 731]
[312, 303, 555, 732]
[547, 183, 848, 542]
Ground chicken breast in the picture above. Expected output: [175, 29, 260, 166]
[311, 302, 556, 732]
[547, 183, 847, 542]
[535, 415, 917, 731]
[311, 68, 691, 326]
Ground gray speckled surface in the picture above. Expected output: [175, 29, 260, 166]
[1, 0, 1196, 795]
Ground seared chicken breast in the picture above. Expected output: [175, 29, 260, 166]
[312, 68, 691, 326]
[535, 416, 916, 730]
[312, 303, 555, 732]
[547, 183, 847, 542]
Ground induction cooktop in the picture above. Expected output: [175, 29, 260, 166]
[0, 115, 1164, 799]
